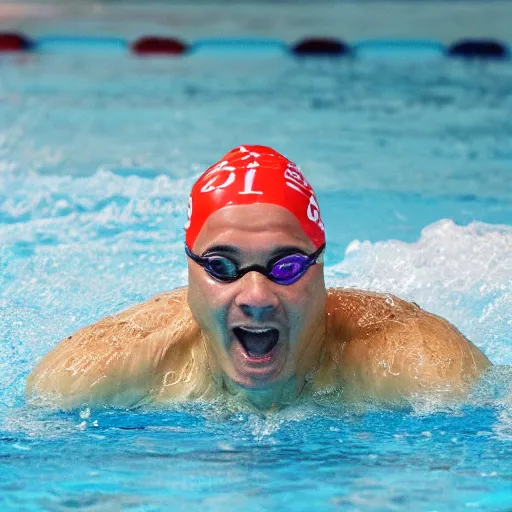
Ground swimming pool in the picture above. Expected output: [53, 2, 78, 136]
[1, 6, 512, 510]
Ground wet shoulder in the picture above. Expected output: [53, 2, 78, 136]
[325, 287, 421, 337]
[114, 287, 191, 330]
[26, 286, 202, 407]
[69, 287, 195, 349]
[318, 287, 491, 402]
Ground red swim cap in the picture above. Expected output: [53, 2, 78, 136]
[185, 145, 325, 249]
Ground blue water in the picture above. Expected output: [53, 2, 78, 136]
[1, 39, 511, 511]
[2, 406, 511, 511]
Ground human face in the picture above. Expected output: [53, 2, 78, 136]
[187, 203, 326, 394]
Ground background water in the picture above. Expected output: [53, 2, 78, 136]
[1, 7, 512, 511]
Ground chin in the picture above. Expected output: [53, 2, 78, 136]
[229, 362, 293, 392]
[232, 374, 278, 391]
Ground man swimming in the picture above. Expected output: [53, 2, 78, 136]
[26, 145, 491, 411]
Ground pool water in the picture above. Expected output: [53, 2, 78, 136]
[1, 30, 512, 512]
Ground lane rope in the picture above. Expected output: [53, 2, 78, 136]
[0, 33, 509, 59]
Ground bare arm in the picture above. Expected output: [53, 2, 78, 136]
[321, 289, 491, 403]
[26, 288, 204, 409]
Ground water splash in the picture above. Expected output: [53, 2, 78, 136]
[326, 219, 512, 364]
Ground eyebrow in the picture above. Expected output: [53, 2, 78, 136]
[269, 246, 309, 258]
[201, 245, 240, 257]
[201, 244, 309, 258]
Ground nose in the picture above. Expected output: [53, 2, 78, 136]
[234, 271, 279, 321]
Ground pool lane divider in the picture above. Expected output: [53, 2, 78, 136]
[0, 32, 510, 60]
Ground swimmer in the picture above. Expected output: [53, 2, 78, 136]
[26, 145, 491, 411]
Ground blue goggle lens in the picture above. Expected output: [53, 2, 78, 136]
[206, 256, 238, 278]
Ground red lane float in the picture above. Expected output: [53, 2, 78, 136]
[292, 38, 350, 56]
[131, 36, 187, 55]
[0, 32, 33, 52]
[448, 39, 509, 59]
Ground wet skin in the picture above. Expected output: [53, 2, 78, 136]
[26, 205, 492, 411]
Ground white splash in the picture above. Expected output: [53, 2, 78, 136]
[325, 219, 512, 364]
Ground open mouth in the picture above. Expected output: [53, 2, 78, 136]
[233, 327, 280, 358]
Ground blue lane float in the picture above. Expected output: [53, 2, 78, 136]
[354, 39, 446, 59]
[189, 38, 289, 56]
[292, 38, 350, 56]
[35, 36, 128, 53]
[448, 39, 510, 59]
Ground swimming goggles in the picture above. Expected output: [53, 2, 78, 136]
[185, 244, 325, 285]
